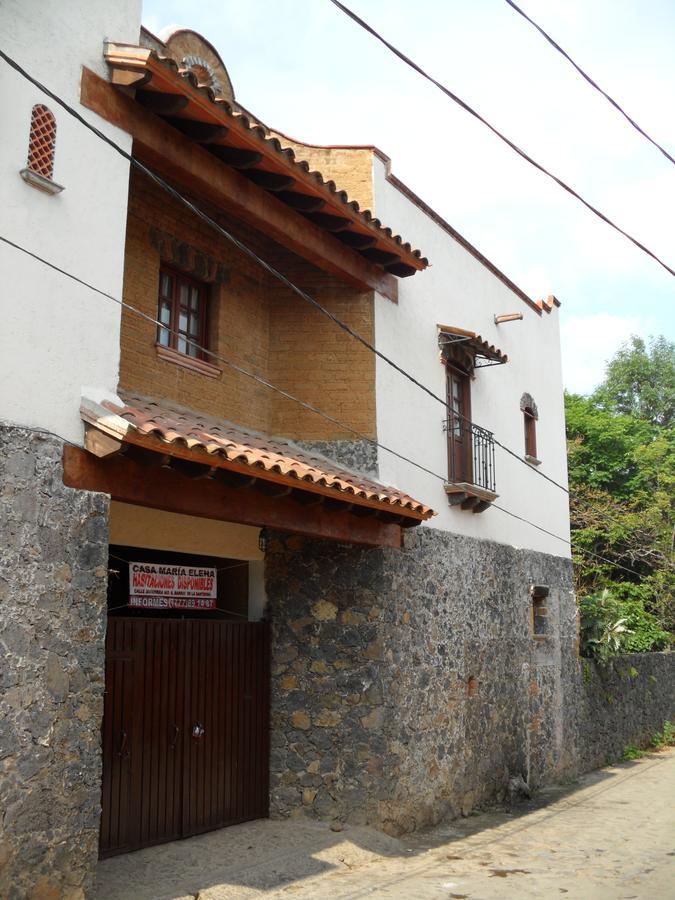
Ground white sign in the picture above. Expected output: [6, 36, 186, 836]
[129, 562, 217, 611]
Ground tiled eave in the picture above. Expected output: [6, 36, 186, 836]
[103, 43, 429, 279]
[80, 395, 434, 526]
[437, 324, 508, 368]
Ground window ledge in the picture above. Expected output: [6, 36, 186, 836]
[20, 168, 64, 195]
[155, 343, 221, 378]
[525, 454, 542, 466]
[444, 481, 498, 514]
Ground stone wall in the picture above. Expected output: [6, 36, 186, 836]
[294, 440, 379, 478]
[266, 526, 577, 834]
[265, 527, 674, 835]
[566, 652, 674, 773]
[0, 425, 109, 899]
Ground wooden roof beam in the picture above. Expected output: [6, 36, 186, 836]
[63, 446, 404, 549]
[80, 67, 398, 301]
[136, 90, 189, 115]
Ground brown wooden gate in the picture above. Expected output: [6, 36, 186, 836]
[100, 618, 270, 857]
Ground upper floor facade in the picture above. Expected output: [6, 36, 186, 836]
[0, 8, 569, 556]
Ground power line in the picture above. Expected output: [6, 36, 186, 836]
[328, 0, 675, 280]
[503, 0, 675, 167]
[0, 46, 570, 498]
[0, 233, 443, 485]
[0, 233, 647, 580]
[491, 503, 650, 578]
[0, 51, 656, 576]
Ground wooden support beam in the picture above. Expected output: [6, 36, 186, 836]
[80, 68, 398, 300]
[360, 247, 402, 265]
[335, 230, 378, 250]
[111, 68, 152, 88]
[255, 480, 293, 498]
[291, 489, 325, 507]
[386, 261, 417, 278]
[63, 446, 403, 549]
[446, 491, 468, 507]
[136, 90, 189, 115]
[305, 212, 352, 232]
[244, 169, 296, 191]
[276, 191, 326, 212]
[168, 457, 211, 479]
[162, 117, 229, 143]
[207, 146, 263, 168]
[83, 424, 123, 458]
[212, 469, 258, 490]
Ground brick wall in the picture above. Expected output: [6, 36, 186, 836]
[271, 141, 374, 211]
[120, 169, 376, 441]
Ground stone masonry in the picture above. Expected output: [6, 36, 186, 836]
[266, 528, 674, 835]
[266, 527, 577, 835]
[0, 425, 109, 899]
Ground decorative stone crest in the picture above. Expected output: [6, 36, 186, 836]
[520, 392, 538, 418]
[149, 227, 229, 285]
[161, 28, 235, 104]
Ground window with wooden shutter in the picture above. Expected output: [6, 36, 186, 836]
[157, 268, 209, 360]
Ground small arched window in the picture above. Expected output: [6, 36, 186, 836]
[27, 104, 57, 179]
[520, 393, 539, 462]
[20, 104, 63, 194]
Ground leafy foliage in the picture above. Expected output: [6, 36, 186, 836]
[578, 589, 669, 663]
[651, 721, 675, 750]
[593, 335, 675, 427]
[568, 335, 675, 648]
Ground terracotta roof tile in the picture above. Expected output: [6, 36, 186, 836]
[103, 43, 428, 275]
[100, 393, 434, 519]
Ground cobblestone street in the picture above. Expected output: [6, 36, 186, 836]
[97, 749, 674, 900]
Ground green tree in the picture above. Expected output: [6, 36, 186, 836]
[593, 335, 675, 427]
[567, 334, 675, 643]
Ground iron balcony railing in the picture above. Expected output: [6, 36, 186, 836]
[443, 414, 497, 494]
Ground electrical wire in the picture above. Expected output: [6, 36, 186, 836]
[0, 46, 571, 498]
[0, 233, 444, 485]
[0, 233, 649, 580]
[503, 0, 675, 167]
[492, 503, 651, 578]
[328, 0, 675, 280]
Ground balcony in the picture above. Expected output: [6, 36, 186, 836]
[443, 414, 498, 513]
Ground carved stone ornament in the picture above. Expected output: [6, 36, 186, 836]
[149, 227, 229, 285]
[520, 392, 538, 418]
[161, 28, 235, 103]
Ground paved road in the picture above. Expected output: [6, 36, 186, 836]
[97, 750, 675, 900]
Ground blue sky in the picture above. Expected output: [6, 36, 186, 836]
[142, 0, 675, 393]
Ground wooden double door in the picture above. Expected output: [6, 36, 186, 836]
[100, 618, 270, 857]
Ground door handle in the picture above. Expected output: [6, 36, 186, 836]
[117, 730, 129, 758]
[169, 724, 180, 750]
[191, 722, 205, 740]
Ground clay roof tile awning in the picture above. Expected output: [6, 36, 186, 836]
[81, 394, 434, 524]
[103, 43, 428, 279]
[437, 325, 508, 369]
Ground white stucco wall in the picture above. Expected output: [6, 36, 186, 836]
[0, 0, 141, 444]
[373, 157, 570, 556]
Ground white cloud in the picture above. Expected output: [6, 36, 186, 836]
[560, 312, 657, 394]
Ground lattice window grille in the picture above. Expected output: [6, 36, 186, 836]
[27, 104, 57, 180]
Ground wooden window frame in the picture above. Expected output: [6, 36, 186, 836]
[156, 266, 209, 361]
[523, 406, 537, 460]
[446, 362, 473, 485]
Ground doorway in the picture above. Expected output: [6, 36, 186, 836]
[99, 546, 270, 857]
[446, 364, 472, 484]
